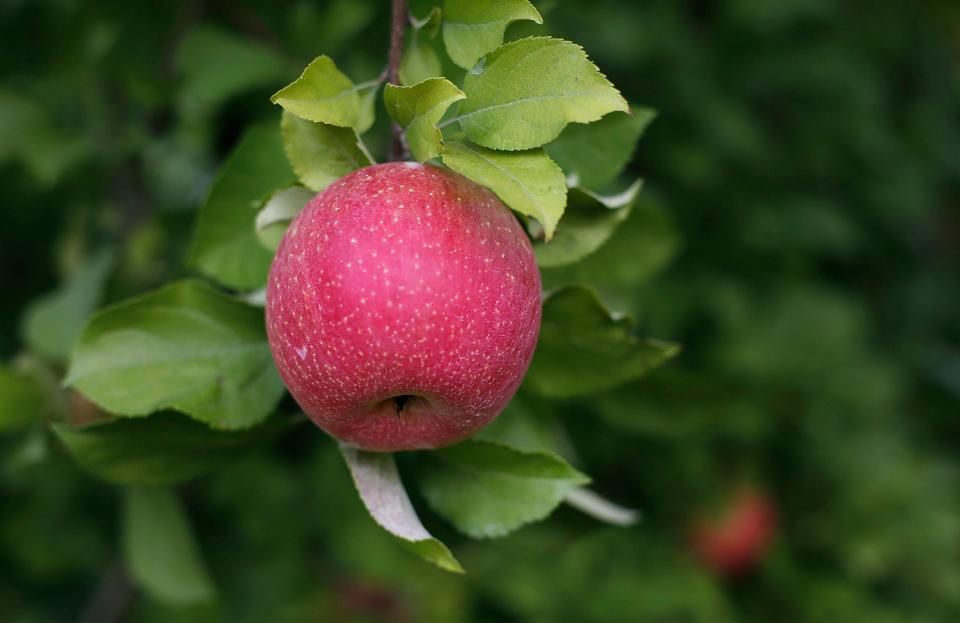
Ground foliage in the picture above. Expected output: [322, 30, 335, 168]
[1, 0, 959, 621]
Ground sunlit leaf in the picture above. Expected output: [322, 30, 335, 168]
[441, 138, 566, 238]
[385, 78, 465, 162]
[281, 111, 371, 192]
[66, 280, 285, 430]
[442, 0, 542, 69]
[456, 37, 628, 150]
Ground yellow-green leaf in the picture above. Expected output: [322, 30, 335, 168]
[442, 0, 542, 69]
[385, 78, 465, 162]
[441, 138, 566, 238]
[456, 37, 628, 150]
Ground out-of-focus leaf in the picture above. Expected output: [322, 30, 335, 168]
[0, 367, 48, 432]
[355, 80, 380, 134]
[271, 56, 366, 129]
[0, 90, 89, 185]
[457, 37, 628, 150]
[65, 280, 285, 430]
[400, 35, 443, 87]
[462, 530, 735, 622]
[420, 439, 589, 538]
[281, 111, 372, 192]
[176, 27, 286, 113]
[384, 78, 465, 162]
[441, 138, 566, 238]
[541, 195, 679, 315]
[124, 486, 215, 605]
[526, 287, 679, 397]
[255, 186, 315, 251]
[21, 250, 114, 362]
[339, 444, 463, 573]
[535, 180, 642, 267]
[442, 0, 543, 69]
[189, 122, 295, 290]
[546, 107, 656, 189]
[52, 413, 286, 485]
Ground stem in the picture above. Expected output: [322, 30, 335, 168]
[388, 0, 409, 161]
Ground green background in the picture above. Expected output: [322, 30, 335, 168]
[2, 0, 959, 620]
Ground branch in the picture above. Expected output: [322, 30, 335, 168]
[388, 0, 409, 161]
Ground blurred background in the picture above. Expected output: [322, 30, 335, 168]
[2, 0, 960, 621]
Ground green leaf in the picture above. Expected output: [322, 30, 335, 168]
[270, 55, 365, 128]
[189, 122, 295, 290]
[535, 180, 643, 267]
[419, 439, 590, 538]
[176, 27, 286, 113]
[52, 413, 286, 485]
[339, 444, 463, 573]
[546, 107, 656, 189]
[412, 6, 442, 37]
[525, 287, 679, 397]
[0, 367, 48, 432]
[442, 0, 543, 69]
[21, 250, 113, 362]
[400, 36, 443, 87]
[255, 186, 315, 251]
[123, 486, 215, 606]
[540, 196, 679, 315]
[281, 111, 372, 192]
[456, 37, 628, 150]
[385, 79, 465, 162]
[355, 81, 380, 134]
[441, 138, 566, 238]
[65, 280, 285, 430]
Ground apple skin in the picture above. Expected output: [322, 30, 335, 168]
[690, 488, 777, 577]
[266, 162, 541, 451]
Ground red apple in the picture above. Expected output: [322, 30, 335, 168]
[690, 488, 777, 577]
[266, 162, 541, 451]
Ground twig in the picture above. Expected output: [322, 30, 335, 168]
[388, 0, 409, 161]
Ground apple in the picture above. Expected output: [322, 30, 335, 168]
[689, 488, 777, 577]
[265, 162, 542, 451]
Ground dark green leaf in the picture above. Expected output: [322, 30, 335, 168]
[420, 439, 590, 538]
[189, 122, 296, 290]
[52, 412, 286, 485]
[177, 27, 286, 113]
[65, 280, 285, 429]
[526, 287, 679, 397]
[540, 196, 679, 315]
[21, 250, 113, 362]
[546, 107, 656, 189]
[0, 367, 48, 432]
[123, 486, 215, 605]
[535, 180, 642, 267]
